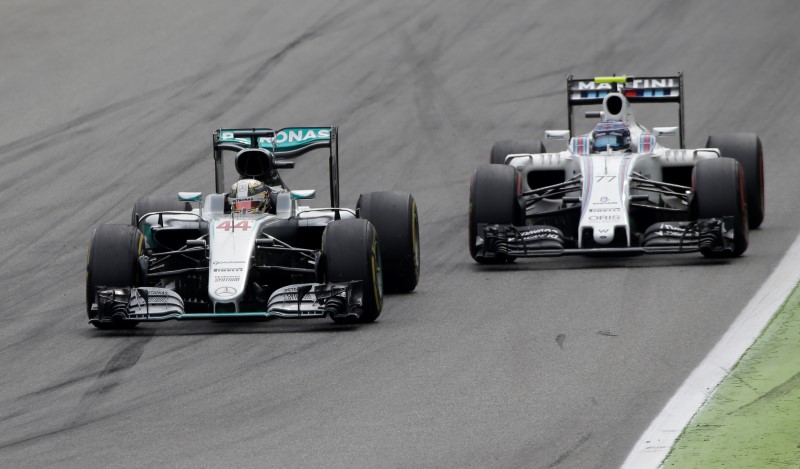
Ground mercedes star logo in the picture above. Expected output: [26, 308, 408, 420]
[215, 286, 237, 297]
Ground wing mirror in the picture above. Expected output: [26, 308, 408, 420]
[290, 190, 316, 200]
[178, 192, 202, 202]
[653, 127, 679, 145]
[545, 130, 570, 150]
[653, 127, 679, 137]
[694, 149, 721, 160]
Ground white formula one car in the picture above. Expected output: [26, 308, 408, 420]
[469, 74, 764, 262]
[86, 127, 420, 329]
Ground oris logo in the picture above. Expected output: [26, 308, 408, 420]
[588, 215, 622, 222]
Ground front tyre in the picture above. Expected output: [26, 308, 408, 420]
[323, 219, 383, 323]
[706, 133, 764, 229]
[693, 158, 749, 258]
[469, 164, 522, 263]
[357, 191, 420, 293]
[86, 224, 144, 329]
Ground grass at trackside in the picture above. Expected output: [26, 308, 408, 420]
[662, 284, 800, 468]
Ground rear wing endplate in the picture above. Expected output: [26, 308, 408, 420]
[566, 73, 685, 148]
[212, 127, 340, 207]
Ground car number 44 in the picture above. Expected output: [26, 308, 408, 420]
[216, 220, 252, 231]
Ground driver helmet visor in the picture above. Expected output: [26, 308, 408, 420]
[594, 135, 619, 148]
[594, 134, 624, 150]
[233, 200, 256, 211]
[232, 195, 266, 212]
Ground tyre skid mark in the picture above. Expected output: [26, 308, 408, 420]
[546, 433, 592, 468]
[727, 369, 800, 415]
[0, 334, 153, 451]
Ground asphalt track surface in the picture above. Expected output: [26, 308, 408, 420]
[1, 1, 799, 468]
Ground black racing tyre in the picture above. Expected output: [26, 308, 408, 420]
[86, 224, 144, 329]
[693, 158, 749, 258]
[490, 139, 546, 165]
[706, 133, 764, 229]
[469, 164, 522, 263]
[131, 195, 192, 227]
[322, 219, 382, 323]
[357, 191, 420, 293]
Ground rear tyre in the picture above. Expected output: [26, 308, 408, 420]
[357, 191, 420, 293]
[86, 224, 144, 329]
[706, 133, 764, 228]
[323, 219, 382, 323]
[490, 139, 545, 165]
[693, 158, 749, 258]
[469, 164, 522, 263]
[131, 195, 191, 227]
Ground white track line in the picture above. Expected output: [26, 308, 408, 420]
[621, 232, 800, 468]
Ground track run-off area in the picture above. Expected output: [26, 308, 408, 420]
[625, 233, 800, 467]
[1, 1, 799, 468]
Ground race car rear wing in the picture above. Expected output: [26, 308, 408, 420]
[567, 73, 685, 148]
[212, 126, 340, 207]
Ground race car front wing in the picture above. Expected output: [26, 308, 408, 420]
[475, 217, 737, 258]
[88, 281, 366, 326]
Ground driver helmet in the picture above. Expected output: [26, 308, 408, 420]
[591, 123, 631, 152]
[227, 179, 270, 213]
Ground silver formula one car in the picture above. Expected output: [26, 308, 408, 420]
[469, 74, 764, 262]
[86, 127, 420, 329]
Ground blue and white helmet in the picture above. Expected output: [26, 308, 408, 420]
[591, 123, 631, 152]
